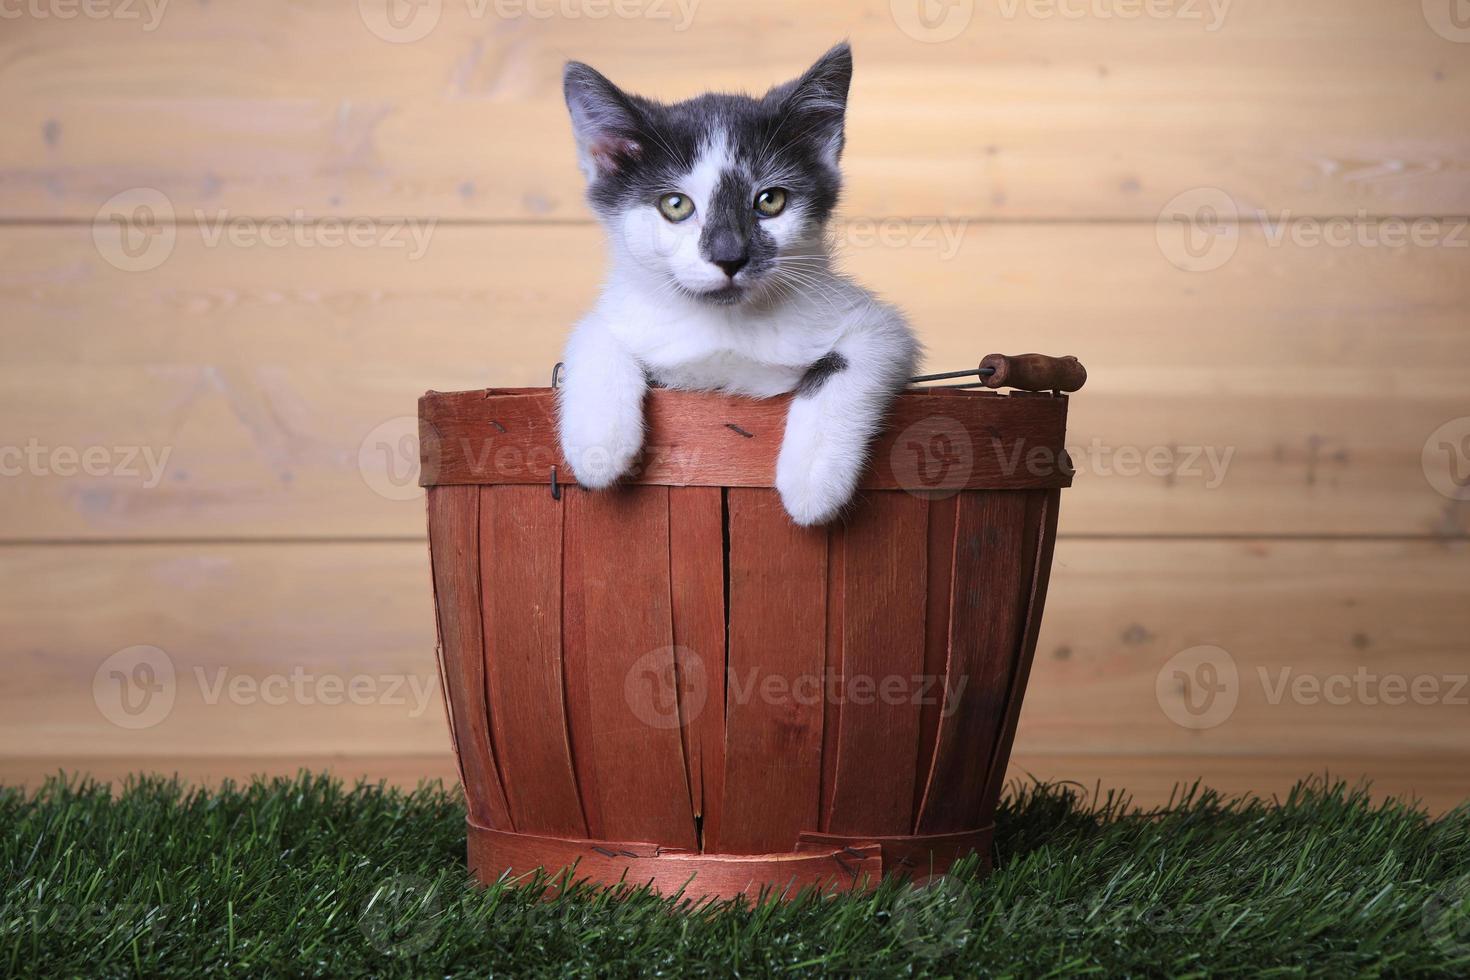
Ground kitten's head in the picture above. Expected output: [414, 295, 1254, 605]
[563, 44, 852, 306]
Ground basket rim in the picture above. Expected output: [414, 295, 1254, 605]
[418, 386, 1073, 491]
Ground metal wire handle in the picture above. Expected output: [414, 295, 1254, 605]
[553, 354, 1085, 393]
[913, 354, 1086, 393]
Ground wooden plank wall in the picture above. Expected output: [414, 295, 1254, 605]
[2, 0, 1468, 810]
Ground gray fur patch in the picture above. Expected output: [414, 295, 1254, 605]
[796, 351, 848, 396]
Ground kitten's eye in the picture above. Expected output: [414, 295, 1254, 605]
[755, 188, 787, 218]
[658, 193, 695, 223]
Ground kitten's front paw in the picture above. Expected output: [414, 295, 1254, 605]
[775, 450, 859, 527]
[562, 442, 638, 489]
[560, 412, 643, 490]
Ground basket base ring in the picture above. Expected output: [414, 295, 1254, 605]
[466, 821, 994, 901]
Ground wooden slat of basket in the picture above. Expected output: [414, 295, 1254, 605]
[825, 492, 928, 837]
[667, 487, 727, 846]
[817, 522, 844, 833]
[479, 485, 585, 837]
[978, 489, 1061, 830]
[915, 491, 1035, 834]
[419, 388, 1072, 491]
[559, 489, 604, 839]
[715, 489, 827, 854]
[425, 485, 512, 831]
[561, 487, 697, 850]
[913, 493, 960, 822]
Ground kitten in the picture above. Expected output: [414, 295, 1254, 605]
[556, 43, 919, 526]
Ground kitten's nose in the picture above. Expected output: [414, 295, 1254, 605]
[706, 231, 749, 278]
[714, 254, 749, 278]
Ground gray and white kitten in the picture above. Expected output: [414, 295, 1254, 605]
[556, 43, 919, 526]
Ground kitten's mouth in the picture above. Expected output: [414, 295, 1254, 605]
[691, 283, 747, 305]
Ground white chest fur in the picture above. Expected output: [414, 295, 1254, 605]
[596, 268, 862, 398]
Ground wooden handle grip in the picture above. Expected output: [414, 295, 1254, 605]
[979, 353, 1087, 393]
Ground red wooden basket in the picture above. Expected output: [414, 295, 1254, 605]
[420, 362, 1078, 901]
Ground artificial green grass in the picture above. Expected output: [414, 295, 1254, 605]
[2, 774, 1468, 978]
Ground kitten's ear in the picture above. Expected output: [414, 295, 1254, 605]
[564, 61, 644, 182]
[768, 43, 853, 168]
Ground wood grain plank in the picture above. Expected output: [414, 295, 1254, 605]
[561, 486, 696, 848]
[1020, 537, 1470, 761]
[426, 485, 512, 829]
[4, 222, 1466, 540]
[2, 540, 1470, 764]
[0, 542, 451, 759]
[4, 1, 1468, 218]
[825, 492, 929, 836]
[715, 489, 828, 853]
[1, 540, 1467, 766]
[479, 484, 585, 836]
[667, 486, 727, 845]
[916, 491, 1032, 833]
